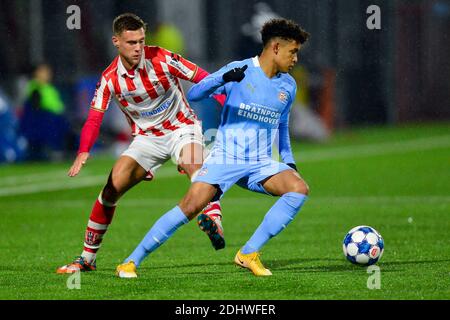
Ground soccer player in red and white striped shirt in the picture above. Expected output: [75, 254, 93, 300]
[56, 13, 223, 274]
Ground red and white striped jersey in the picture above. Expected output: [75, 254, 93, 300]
[91, 46, 200, 136]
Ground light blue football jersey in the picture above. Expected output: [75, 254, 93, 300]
[188, 57, 296, 165]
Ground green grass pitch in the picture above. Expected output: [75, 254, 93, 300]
[0, 122, 449, 300]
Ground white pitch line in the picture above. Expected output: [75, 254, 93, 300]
[0, 170, 69, 186]
[0, 167, 181, 197]
[11, 195, 450, 208]
[0, 168, 102, 187]
[0, 175, 106, 197]
[0, 134, 449, 197]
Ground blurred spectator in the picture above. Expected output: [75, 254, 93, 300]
[19, 63, 72, 161]
[0, 88, 27, 163]
[146, 22, 185, 55]
[289, 65, 330, 142]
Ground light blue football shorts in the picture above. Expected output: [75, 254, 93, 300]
[193, 151, 293, 198]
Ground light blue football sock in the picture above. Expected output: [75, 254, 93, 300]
[241, 192, 307, 254]
[125, 206, 189, 267]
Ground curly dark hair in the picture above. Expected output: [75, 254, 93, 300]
[113, 13, 147, 35]
[261, 18, 310, 46]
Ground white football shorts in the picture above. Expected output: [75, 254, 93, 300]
[121, 123, 204, 178]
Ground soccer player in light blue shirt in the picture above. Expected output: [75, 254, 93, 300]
[116, 19, 310, 277]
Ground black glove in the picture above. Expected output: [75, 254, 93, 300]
[222, 65, 248, 83]
[287, 163, 298, 172]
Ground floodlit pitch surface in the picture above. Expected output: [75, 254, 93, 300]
[0, 123, 449, 299]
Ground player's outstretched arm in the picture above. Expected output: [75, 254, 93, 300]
[68, 152, 90, 177]
[67, 108, 105, 177]
[187, 65, 248, 102]
[187, 73, 226, 102]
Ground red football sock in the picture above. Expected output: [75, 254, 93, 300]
[81, 194, 116, 264]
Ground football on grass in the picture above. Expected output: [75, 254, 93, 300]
[343, 225, 384, 265]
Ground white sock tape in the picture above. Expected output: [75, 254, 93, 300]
[98, 193, 117, 207]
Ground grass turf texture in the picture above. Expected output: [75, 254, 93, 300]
[0, 122, 449, 300]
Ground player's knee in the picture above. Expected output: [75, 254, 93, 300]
[179, 198, 203, 220]
[289, 180, 310, 196]
[106, 177, 125, 195]
[179, 203, 200, 220]
[110, 166, 135, 192]
[103, 173, 128, 201]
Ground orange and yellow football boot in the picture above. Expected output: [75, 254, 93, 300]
[56, 256, 96, 274]
[234, 250, 272, 276]
[116, 260, 138, 278]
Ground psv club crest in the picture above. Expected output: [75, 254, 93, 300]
[278, 91, 288, 104]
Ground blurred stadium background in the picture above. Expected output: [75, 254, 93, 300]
[0, 0, 449, 162]
[0, 0, 450, 301]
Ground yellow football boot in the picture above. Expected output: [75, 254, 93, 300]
[234, 250, 272, 276]
[116, 260, 138, 278]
